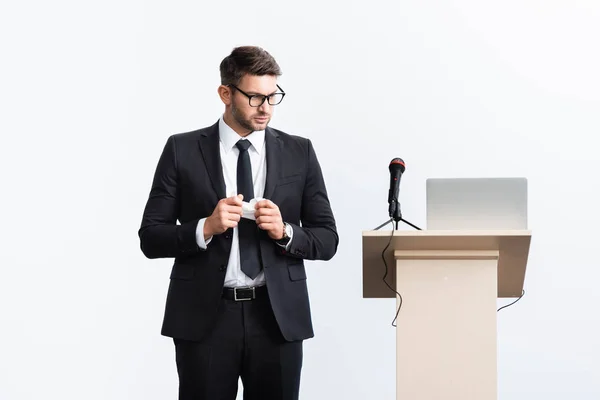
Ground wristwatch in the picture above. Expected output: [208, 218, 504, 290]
[275, 222, 292, 246]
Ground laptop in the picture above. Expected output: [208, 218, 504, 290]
[426, 177, 528, 230]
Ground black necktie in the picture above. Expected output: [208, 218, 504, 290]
[235, 139, 262, 279]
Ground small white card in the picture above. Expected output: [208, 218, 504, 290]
[241, 197, 264, 220]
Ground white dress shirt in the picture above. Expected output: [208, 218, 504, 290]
[194, 116, 291, 288]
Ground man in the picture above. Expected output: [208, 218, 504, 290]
[138, 46, 339, 400]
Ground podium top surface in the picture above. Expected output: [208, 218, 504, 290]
[362, 229, 531, 298]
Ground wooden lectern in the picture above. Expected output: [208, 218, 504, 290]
[362, 229, 531, 400]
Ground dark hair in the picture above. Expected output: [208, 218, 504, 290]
[219, 46, 282, 86]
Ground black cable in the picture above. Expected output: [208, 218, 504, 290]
[379, 219, 403, 327]
[374, 216, 422, 327]
[497, 290, 525, 312]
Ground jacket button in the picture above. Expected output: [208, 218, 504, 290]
[225, 234, 231, 239]
[219, 265, 226, 271]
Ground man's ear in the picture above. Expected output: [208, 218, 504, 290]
[218, 85, 232, 105]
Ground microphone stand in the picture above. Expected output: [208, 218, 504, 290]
[374, 200, 422, 231]
[373, 217, 421, 231]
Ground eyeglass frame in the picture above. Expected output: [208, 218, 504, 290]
[228, 84, 286, 107]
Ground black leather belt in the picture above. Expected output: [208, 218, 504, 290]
[222, 285, 267, 301]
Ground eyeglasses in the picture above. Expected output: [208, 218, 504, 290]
[229, 84, 286, 107]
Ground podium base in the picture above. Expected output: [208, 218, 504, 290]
[395, 250, 498, 400]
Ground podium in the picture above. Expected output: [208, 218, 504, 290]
[362, 229, 531, 400]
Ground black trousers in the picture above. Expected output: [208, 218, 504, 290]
[173, 288, 303, 400]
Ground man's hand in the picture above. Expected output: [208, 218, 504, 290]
[255, 199, 284, 240]
[204, 195, 244, 239]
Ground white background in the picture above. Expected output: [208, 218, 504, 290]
[1, 0, 599, 399]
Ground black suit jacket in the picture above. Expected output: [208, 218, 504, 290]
[138, 121, 338, 342]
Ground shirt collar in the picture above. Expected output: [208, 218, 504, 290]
[219, 115, 265, 155]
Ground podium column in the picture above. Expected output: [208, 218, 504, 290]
[394, 249, 499, 400]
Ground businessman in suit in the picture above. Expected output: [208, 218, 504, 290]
[138, 46, 338, 400]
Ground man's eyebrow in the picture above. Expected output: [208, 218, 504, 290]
[247, 89, 279, 96]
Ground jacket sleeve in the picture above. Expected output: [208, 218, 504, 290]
[284, 139, 339, 261]
[138, 135, 202, 259]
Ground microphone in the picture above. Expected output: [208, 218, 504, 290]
[388, 157, 406, 222]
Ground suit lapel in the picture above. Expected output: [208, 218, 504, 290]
[198, 121, 226, 199]
[264, 127, 282, 200]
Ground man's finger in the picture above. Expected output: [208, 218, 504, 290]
[255, 207, 278, 217]
[224, 205, 243, 215]
[224, 195, 243, 206]
[225, 219, 239, 228]
[256, 215, 279, 225]
[227, 213, 241, 222]
[255, 199, 277, 209]
[258, 222, 277, 231]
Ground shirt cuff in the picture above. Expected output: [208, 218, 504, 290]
[196, 218, 212, 249]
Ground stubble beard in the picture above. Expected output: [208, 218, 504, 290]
[231, 102, 270, 133]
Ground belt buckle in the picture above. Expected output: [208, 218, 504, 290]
[233, 286, 255, 301]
